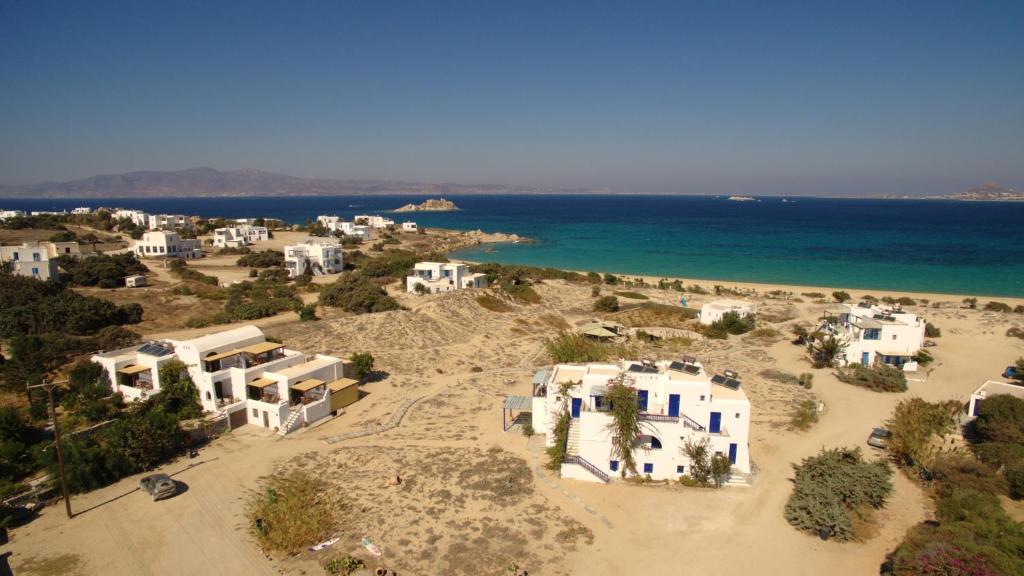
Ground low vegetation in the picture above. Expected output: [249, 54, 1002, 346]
[831, 290, 851, 303]
[834, 363, 907, 392]
[545, 332, 612, 363]
[969, 394, 1024, 499]
[318, 273, 401, 314]
[784, 447, 893, 541]
[476, 293, 513, 312]
[613, 290, 648, 300]
[58, 253, 148, 288]
[983, 301, 1012, 313]
[168, 258, 218, 286]
[700, 311, 756, 339]
[614, 302, 698, 329]
[924, 322, 941, 338]
[808, 334, 847, 367]
[593, 295, 619, 312]
[245, 471, 339, 554]
[790, 399, 819, 431]
[681, 438, 732, 487]
[235, 249, 284, 268]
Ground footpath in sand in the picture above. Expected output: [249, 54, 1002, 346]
[5, 277, 1024, 575]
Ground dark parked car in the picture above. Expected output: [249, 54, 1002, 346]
[139, 474, 177, 501]
[867, 427, 892, 450]
[1004, 366, 1018, 380]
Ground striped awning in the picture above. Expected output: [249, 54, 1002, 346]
[532, 368, 551, 386]
[291, 378, 325, 392]
[118, 364, 151, 375]
[503, 395, 533, 411]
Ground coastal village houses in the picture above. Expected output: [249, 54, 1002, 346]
[0, 240, 80, 281]
[284, 238, 344, 277]
[353, 214, 395, 229]
[699, 299, 757, 325]
[532, 359, 752, 484]
[818, 302, 925, 368]
[134, 231, 203, 260]
[406, 261, 488, 294]
[316, 215, 372, 240]
[148, 214, 191, 230]
[0, 210, 27, 220]
[213, 224, 269, 248]
[91, 326, 359, 434]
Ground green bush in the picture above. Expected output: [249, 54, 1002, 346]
[924, 322, 941, 337]
[350, 352, 375, 380]
[245, 471, 338, 554]
[324, 555, 363, 576]
[790, 400, 819, 431]
[545, 332, 610, 363]
[590, 285, 600, 297]
[834, 363, 907, 392]
[832, 290, 851, 303]
[59, 253, 148, 288]
[984, 301, 1012, 313]
[236, 250, 284, 268]
[702, 311, 756, 339]
[298, 304, 318, 322]
[784, 447, 892, 541]
[886, 398, 960, 468]
[593, 295, 620, 312]
[476, 293, 512, 312]
[319, 273, 400, 314]
[973, 394, 1024, 445]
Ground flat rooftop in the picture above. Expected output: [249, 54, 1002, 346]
[272, 356, 339, 379]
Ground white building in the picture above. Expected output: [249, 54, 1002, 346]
[284, 239, 344, 277]
[967, 380, 1024, 417]
[699, 299, 757, 325]
[71, 207, 91, 215]
[0, 210, 26, 220]
[113, 209, 150, 228]
[91, 326, 354, 434]
[148, 214, 191, 230]
[0, 241, 80, 281]
[532, 359, 752, 483]
[213, 225, 269, 248]
[134, 231, 202, 260]
[125, 274, 147, 288]
[353, 214, 395, 229]
[406, 262, 487, 294]
[818, 303, 925, 367]
[316, 215, 372, 240]
[401, 221, 418, 232]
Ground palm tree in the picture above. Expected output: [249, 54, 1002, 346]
[810, 335, 847, 368]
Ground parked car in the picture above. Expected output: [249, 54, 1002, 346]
[139, 474, 177, 501]
[867, 427, 892, 450]
[1004, 366, 1018, 380]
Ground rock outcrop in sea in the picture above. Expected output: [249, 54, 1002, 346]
[394, 198, 459, 212]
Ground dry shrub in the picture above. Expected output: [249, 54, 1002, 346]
[476, 293, 512, 312]
[245, 471, 341, 553]
[539, 314, 570, 331]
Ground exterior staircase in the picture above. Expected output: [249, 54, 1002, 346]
[566, 418, 581, 456]
[278, 408, 303, 436]
[724, 467, 755, 488]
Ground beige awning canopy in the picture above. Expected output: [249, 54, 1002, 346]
[241, 342, 284, 355]
[291, 378, 325, 392]
[118, 364, 151, 375]
[248, 377, 276, 389]
[327, 378, 359, 392]
[204, 349, 241, 363]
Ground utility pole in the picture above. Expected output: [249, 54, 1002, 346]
[28, 382, 73, 519]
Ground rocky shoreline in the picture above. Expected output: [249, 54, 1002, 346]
[393, 197, 459, 212]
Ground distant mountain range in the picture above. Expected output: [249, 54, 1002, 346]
[0, 167, 599, 198]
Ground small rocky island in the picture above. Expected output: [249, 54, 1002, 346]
[393, 197, 459, 212]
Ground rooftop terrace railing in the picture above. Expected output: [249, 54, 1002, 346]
[639, 413, 679, 423]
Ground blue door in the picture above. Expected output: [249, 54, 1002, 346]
[861, 352, 869, 366]
[637, 390, 649, 412]
[728, 443, 738, 464]
[709, 412, 721, 433]
[571, 398, 582, 418]
[668, 394, 680, 417]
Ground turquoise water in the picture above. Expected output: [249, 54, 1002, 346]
[6, 195, 1023, 296]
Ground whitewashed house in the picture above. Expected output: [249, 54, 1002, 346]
[316, 215, 372, 240]
[353, 214, 395, 229]
[532, 359, 752, 483]
[148, 214, 191, 230]
[401, 221, 418, 232]
[699, 299, 757, 325]
[134, 231, 202, 260]
[0, 210, 26, 220]
[213, 225, 269, 248]
[91, 326, 353, 435]
[284, 239, 344, 277]
[113, 209, 150, 228]
[71, 207, 91, 215]
[818, 303, 925, 367]
[0, 241, 80, 281]
[967, 380, 1024, 417]
[406, 262, 487, 293]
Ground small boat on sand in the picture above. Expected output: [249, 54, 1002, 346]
[362, 537, 382, 557]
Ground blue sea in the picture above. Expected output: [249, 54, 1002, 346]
[5, 195, 1023, 297]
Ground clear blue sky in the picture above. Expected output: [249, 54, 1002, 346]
[1, 1, 1021, 195]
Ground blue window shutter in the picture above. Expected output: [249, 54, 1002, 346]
[676, 465, 685, 474]
[609, 460, 619, 472]
[643, 463, 653, 474]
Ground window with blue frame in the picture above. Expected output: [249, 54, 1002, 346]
[643, 463, 653, 474]
[676, 465, 685, 474]
[863, 328, 881, 340]
[609, 460, 619, 472]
